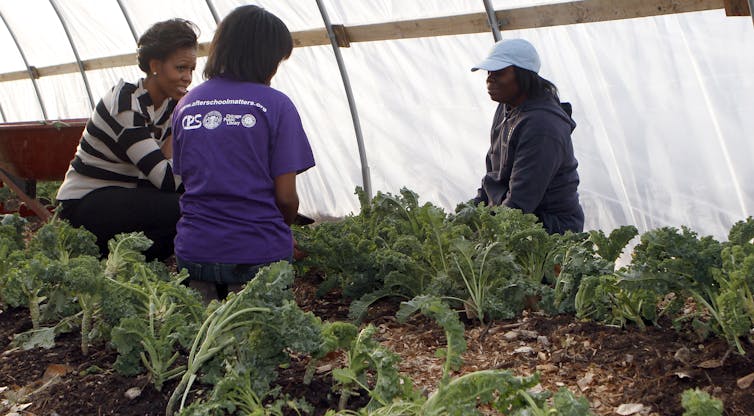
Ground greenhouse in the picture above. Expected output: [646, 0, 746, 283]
[0, 0, 751, 237]
[0, 1, 753, 415]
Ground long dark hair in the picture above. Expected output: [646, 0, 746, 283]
[137, 19, 199, 73]
[204, 5, 293, 84]
[513, 66, 559, 102]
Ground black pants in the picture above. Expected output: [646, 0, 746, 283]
[59, 186, 180, 261]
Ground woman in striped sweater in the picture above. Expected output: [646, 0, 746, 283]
[56, 18, 198, 260]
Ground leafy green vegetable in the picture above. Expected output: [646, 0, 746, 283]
[104, 232, 153, 278]
[167, 261, 323, 415]
[631, 226, 722, 294]
[551, 235, 611, 314]
[63, 255, 105, 355]
[29, 218, 100, 263]
[447, 239, 518, 324]
[681, 388, 723, 416]
[178, 373, 313, 416]
[3, 252, 65, 328]
[397, 295, 466, 383]
[108, 264, 201, 387]
[588, 225, 638, 263]
[332, 324, 415, 411]
[305, 321, 359, 384]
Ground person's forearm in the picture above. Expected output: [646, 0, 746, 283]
[274, 172, 299, 225]
[276, 198, 298, 225]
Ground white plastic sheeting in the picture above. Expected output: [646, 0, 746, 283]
[0, 1, 752, 240]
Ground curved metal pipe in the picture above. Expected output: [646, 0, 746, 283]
[205, 0, 220, 24]
[0, 9, 48, 120]
[315, 0, 372, 199]
[482, 0, 502, 41]
[49, 0, 95, 109]
[115, 0, 139, 42]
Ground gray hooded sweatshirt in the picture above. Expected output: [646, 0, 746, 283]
[475, 96, 584, 234]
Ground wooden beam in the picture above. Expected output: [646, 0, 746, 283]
[0, 0, 726, 83]
[0, 169, 51, 221]
[326, 0, 726, 43]
[723, 0, 751, 15]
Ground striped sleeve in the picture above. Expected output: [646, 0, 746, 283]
[113, 109, 182, 191]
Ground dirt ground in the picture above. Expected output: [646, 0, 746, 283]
[1, 271, 753, 416]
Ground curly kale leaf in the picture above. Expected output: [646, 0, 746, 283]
[28, 219, 99, 263]
[397, 295, 466, 381]
[588, 225, 638, 263]
[64, 255, 106, 355]
[4, 253, 67, 328]
[448, 239, 520, 324]
[105, 232, 153, 279]
[332, 324, 415, 411]
[681, 388, 723, 416]
[631, 226, 722, 295]
[727, 217, 754, 246]
[167, 262, 324, 415]
[0, 214, 27, 249]
[424, 370, 540, 416]
[552, 237, 614, 314]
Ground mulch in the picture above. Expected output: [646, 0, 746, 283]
[1, 270, 753, 415]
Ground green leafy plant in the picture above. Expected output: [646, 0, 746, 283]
[396, 295, 466, 383]
[109, 264, 198, 390]
[552, 236, 611, 314]
[178, 373, 312, 416]
[331, 324, 415, 411]
[166, 261, 323, 415]
[3, 253, 65, 329]
[327, 371, 592, 416]
[104, 232, 154, 278]
[574, 272, 658, 330]
[681, 388, 723, 416]
[629, 224, 754, 352]
[588, 225, 638, 263]
[299, 187, 466, 323]
[446, 239, 519, 324]
[102, 233, 203, 389]
[28, 218, 100, 264]
[63, 255, 106, 355]
[304, 321, 360, 384]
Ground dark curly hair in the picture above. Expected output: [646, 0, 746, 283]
[137, 18, 199, 73]
[204, 5, 293, 84]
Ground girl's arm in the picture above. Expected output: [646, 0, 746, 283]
[274, 172, 298, 225]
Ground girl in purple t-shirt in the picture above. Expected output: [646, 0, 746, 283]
[171, 5, 315, 301]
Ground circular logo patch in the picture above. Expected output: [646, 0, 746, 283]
[203, 111, 222, 129]
[241, 114, 256, 128]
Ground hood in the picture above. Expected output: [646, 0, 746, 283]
[516, 96, 577, 132]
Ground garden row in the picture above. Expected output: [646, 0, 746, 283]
[297, 188, 754, 357]
[1, 186, 747, 415]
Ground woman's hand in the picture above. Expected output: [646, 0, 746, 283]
[293, 237, 308, 261]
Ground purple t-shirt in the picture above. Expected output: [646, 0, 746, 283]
[171, 77, 315, 264]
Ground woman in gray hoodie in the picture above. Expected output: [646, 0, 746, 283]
[471, 39, 584, 234]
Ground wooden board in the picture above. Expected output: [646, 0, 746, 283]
[0, 0, 728, 83]
[723, 0, 752, 15]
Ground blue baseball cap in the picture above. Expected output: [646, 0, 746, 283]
[471, 38, 541, 73]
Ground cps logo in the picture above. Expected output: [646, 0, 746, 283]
[182, 114, 202, 130]
[203, 111, 222, 130]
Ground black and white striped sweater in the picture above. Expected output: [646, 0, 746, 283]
[56, 78, 181, 200]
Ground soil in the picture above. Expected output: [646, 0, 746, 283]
[1, 270, 753, 416]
